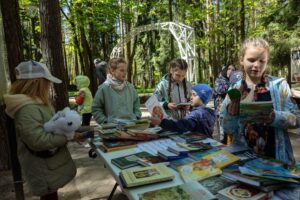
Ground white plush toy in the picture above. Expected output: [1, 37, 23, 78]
[44, 107, 81, 140]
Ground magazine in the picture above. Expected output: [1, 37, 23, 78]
[239, 101, 273, 123]
[145, 95, 167, 119]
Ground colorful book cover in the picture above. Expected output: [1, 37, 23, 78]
[239, 101, 273, 123]
[139, 181, 215, 200]
[111, 151, 153, 169]
[188, 148, 219, 160]
[177, 158, 222, 182]
[145, 95, 167, 119]
[199, 176, 235, 195]
[177, 142, 212, 151]
[241, 158, 300, 179]
[202, 149, 240, 169]
[119, 164, 174, 188]
[217, 184, 272, 200]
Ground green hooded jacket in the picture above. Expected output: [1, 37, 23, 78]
[75, 75, 93, 115]
[4, 94, 76, 196]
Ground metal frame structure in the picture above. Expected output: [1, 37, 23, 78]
[110, 22, 197, 82]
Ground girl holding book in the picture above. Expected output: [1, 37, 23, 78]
[220, 38, 299, 166]
[92, 57, 141, 124]
[154, 58, 192, 120]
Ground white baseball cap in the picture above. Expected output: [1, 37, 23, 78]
[15, 60, 62, 83]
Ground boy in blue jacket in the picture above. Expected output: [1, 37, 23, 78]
[150, 84, 217, 137]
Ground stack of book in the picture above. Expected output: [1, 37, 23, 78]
[119, 164, 175, 188]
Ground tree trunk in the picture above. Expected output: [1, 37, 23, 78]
[240, 0, 245, 42]
[168, 0, 174, 58]
[79, 27, 97, 95]
[39, 0, 68, 111]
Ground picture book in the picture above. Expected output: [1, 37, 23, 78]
[202, 149, 240, 169]
[217, 184, 273, 200]
[111, 151, 153, 169]
[188, 148, 219, 160]
[199, 176, 235, 195]
[239, 101, 273, 123]
[139, 181, 215, 200]
[145, 95, 167, 119]
[178, 132, 208, 143]
[241, 158, 300, 180]
[177, 158, 222, 182]
[119, 164, 175, 188]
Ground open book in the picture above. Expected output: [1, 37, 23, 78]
[239, 101, 273, 123]
[145, 95, 167, 119]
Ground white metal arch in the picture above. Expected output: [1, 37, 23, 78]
[110, 22, 197, 82]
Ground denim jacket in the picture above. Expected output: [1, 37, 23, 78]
[220, 75, 299, 165]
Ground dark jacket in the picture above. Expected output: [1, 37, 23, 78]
[160, 106, 217, 137]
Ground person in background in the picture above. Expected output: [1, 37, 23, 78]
[220, 38, 299, 166]
[4, 60, 80, 200]
[92, 57, 141, 124]
[75, 75, 93, 126]
[214, 63, 236, 143]
[154, 58, 192, 120]
[151, 84, 216, 137]
[94, 58, 107, 85]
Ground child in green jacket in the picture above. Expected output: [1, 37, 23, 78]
[92, 57, 141, 124]
[75, 75, 93, 125]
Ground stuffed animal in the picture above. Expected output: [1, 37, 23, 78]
[44, 107, 81, 140]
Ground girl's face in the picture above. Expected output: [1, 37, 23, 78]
[190, 91, 202, 106]
[171, 67, 187, 83]
[240, 46, 268, 82]
[227, 65, 235, 78]
[111, 63, 127, 81]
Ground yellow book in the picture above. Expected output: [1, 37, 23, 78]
[203, 149, 240, 169]
[120, 164, 175, 188]
[177, 158, 222, 182]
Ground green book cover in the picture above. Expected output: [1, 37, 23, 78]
[139, 181, 215, 200]
[120, 164, 174, 188]
[111, 151, 153, 169]
[239, 101, 273, 123]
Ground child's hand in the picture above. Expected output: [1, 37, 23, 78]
[168, 103, 177, 110]
[150, 117, 161, 126]
[73, 132, 84, 144]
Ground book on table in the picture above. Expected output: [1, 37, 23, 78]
[139, 181, 215, 200]
[222, 168, 288, 192]
[199, 176, 235, 195]
[111, 151, 153, 169]
[176, 141, 212, 151]
[101, 130, 159, 141]
[119, 164, 175, 188]
[217, 184, 273, 200]
[157, 149, 187, 161]
[100, 140, 137, 152]
[187, 148, 219, 160]
[202, 149, 240, 169]
[239, 101, 273, 123]
[177, 157, 222, 182]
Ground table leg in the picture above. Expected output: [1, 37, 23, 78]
[107, 182, 118, 200]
